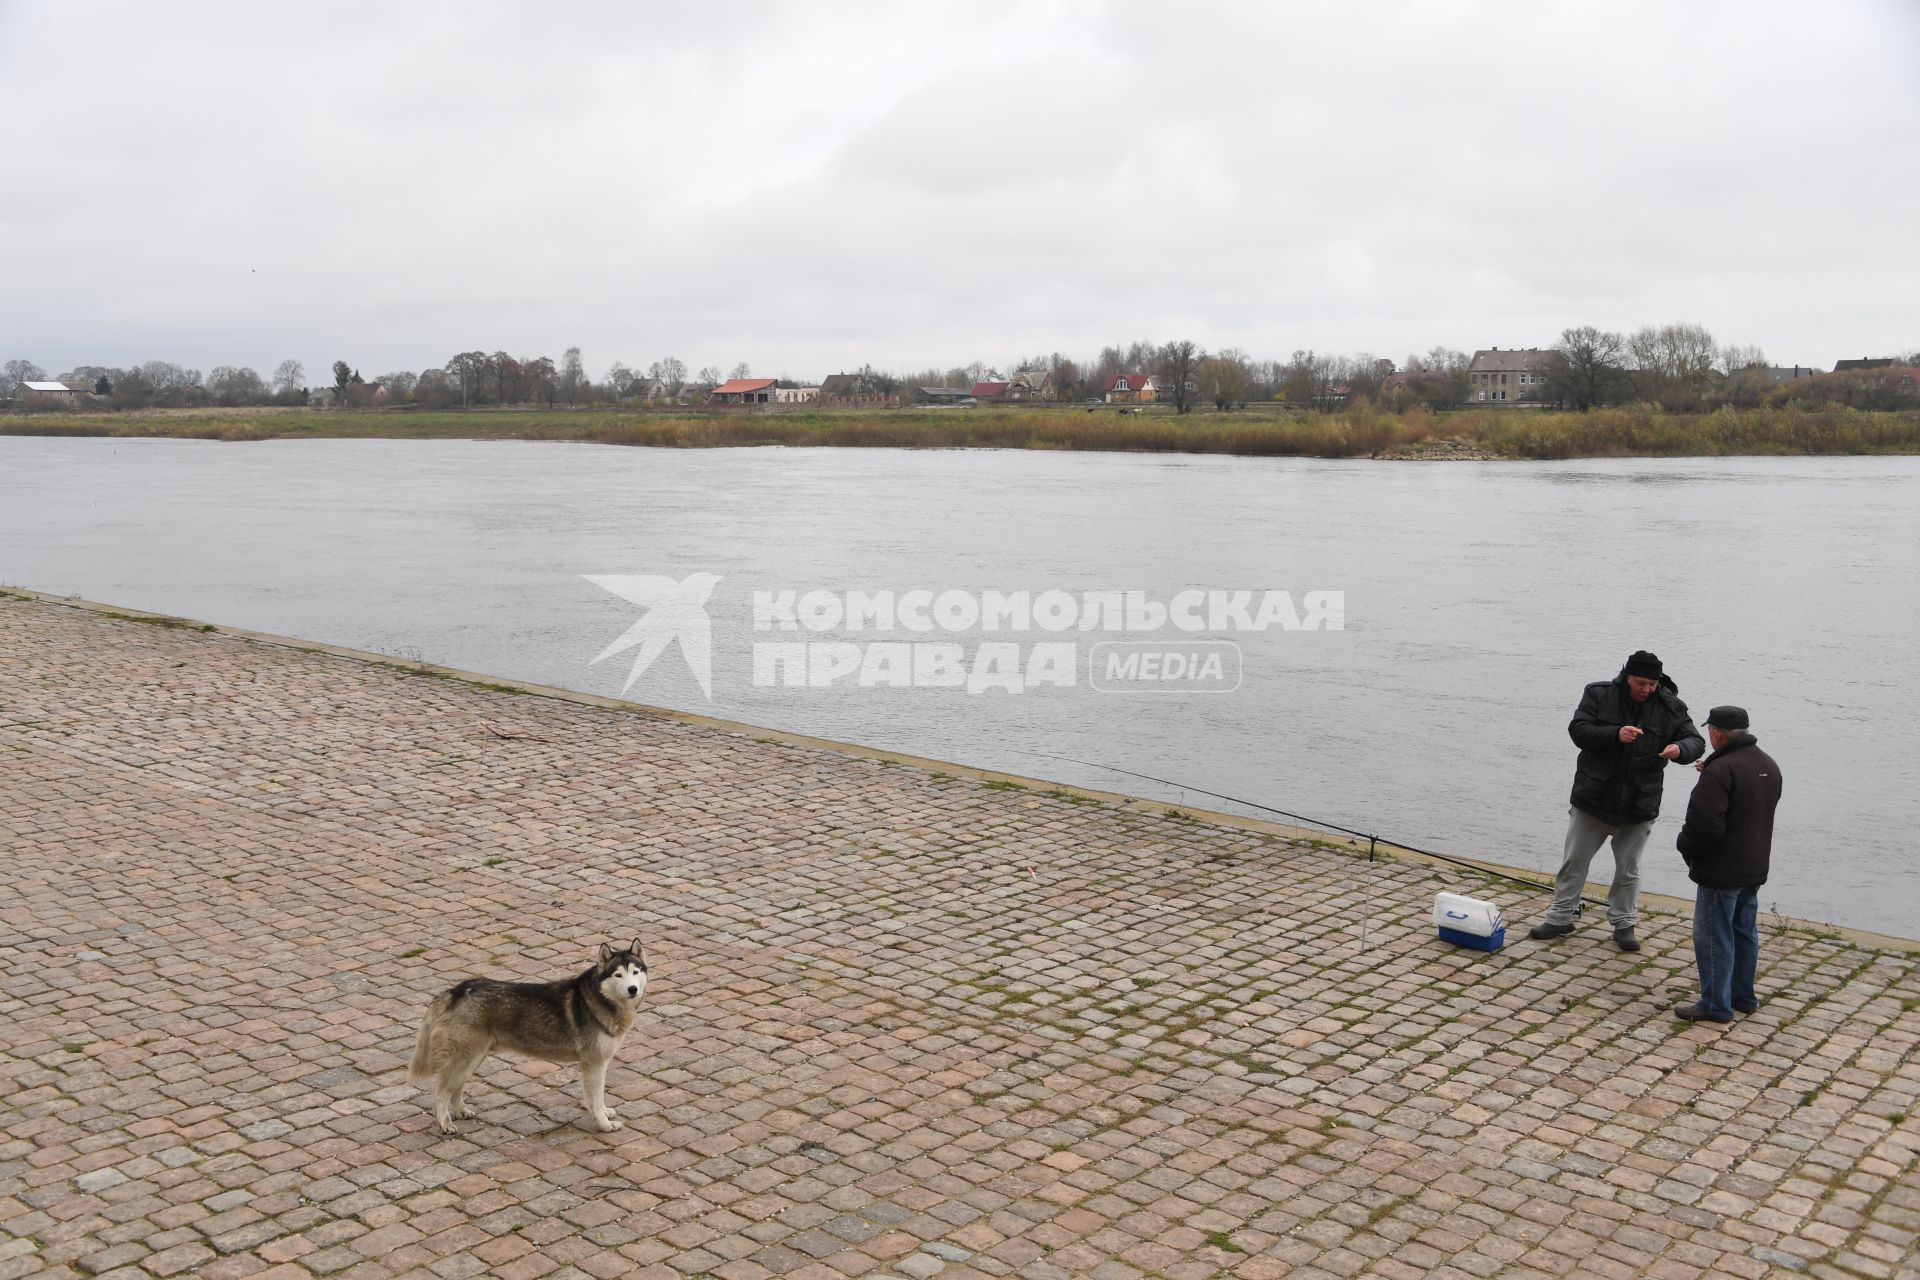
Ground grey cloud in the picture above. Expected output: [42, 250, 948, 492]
[2, 0, 1915, 381]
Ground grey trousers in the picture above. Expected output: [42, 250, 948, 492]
[1542, 806, 1654, 930]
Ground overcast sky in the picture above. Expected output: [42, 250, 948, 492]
[3, 0, 1916, 383]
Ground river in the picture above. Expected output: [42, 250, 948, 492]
[2, 437, 1914, 937]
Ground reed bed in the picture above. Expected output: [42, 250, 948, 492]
[4, 403, 1916, 459]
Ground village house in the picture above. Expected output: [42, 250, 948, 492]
[1006, 369, 1057, 401]
[1104, 373, 1159, 403]
[772, 384, 819, 405]
[1833, 357, 1907, 372]
[969, 380, 1010, 402]
[819, 372, 881, 397]
[914, 386, 974, 405]
[708, 377, 776, 405]
[1737, 366, 1822, 386]
[1466, 348, 1558, 403]
[818, 371, 900, 407]
[18, 379, 85, 402]
[1379, 369, 1460, 406]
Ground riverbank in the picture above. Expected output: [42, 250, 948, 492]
[4, 587, 1917, 1280]
[4, 402, 1918, 459]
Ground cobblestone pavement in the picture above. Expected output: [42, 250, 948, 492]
[2, 593, 1917, 1280]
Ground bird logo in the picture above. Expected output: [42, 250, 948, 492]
[584, 573, 722, 700]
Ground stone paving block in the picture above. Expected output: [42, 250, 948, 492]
[0, 594, 1916, 1280]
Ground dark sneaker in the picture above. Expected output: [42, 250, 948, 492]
[1612, 928, 1641, 953]
[1674, 1003, 1733, 1024]
[1528, 921, 1575, 940]
[1734, 1002, 1758, 1015]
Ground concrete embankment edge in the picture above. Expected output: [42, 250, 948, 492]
[11, 582, 1912, 955]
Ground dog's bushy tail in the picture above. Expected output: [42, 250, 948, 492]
[408, 992, 454, 1083]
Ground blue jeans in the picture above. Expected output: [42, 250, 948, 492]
[1693, 885, 1759, 1018]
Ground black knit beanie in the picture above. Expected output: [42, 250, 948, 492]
[1625, 650, 1663, 678]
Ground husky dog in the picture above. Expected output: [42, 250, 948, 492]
[408, 940, 649, 1133]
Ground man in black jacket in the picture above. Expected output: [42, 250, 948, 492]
[1530, 651, 1705, 951]
[1673, 706, 1783, 1023]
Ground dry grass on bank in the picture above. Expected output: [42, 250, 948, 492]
[3, 402, 1917, 459]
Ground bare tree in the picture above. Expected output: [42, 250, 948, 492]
[1048, 354, 1080, 400]
[1196, 350, 1250, 410]
[1718, 343, 1768, 375]
[207, 366, 269, 406]
[141, 361, 199, 392]
[549, 345, 576, 401]
[1628, 322, 1718, 407]
[4, 359, 46, 390]
[604, 361, 635, 400]
[1549, 326, 1627, 411]
[524, 355, 558, 405]
[729, 361, 752, 381]
[695, 366, 721, 398]
[376, 370, 418, 400]
[490, 351, 522, 403]
[414, 368, 456, 408]
[1344, 354, 1395, 402]
[445, 351, 489, 406]
[1281, 350, 1341, 409]
[657, 356, 687, 400]
[272, 359, 305, 401]
[111, 366, 154, 408]
[851, 363, 896, 396]
[1157, 340, 1202, 414]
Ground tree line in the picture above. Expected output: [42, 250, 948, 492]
[8, 323, 1916, 414]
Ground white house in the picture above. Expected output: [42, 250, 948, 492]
[20, 380, 84, 399]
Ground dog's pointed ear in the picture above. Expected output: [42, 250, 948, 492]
[598, 942, 614, 966]
[630, 937, 646, 964]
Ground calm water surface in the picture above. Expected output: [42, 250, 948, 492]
[2, 437, 1915, 937]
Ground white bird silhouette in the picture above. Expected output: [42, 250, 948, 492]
[585, 573, 722, 700]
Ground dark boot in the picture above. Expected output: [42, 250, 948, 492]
[1674, 1003, 1733, 1024]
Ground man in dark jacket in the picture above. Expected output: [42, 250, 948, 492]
[1530, 651, 1705, 951]
[1673, 706, 1783, 1023]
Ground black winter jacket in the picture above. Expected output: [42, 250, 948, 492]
[1676, 734, 1783, 889]
[1567, 668, 1705, 825]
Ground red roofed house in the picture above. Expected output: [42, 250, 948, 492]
[709, 378, 776, 405]
[970, 380, 1010, 402]
[1104, 373, 1159, 403]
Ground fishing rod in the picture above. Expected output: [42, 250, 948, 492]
[1024, 750, 1596, 903]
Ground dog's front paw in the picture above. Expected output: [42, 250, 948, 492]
[593, 1113, 625, 1132]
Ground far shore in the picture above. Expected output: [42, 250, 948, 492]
[4, 402, 1919, 460]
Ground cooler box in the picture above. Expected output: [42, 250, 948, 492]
[1434, 892, 1506, 952]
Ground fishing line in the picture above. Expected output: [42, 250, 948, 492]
[1024, 750, 1601, 906]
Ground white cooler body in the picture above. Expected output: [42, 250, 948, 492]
[1434, 891, 1506, 951]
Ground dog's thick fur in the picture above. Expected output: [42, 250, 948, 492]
[408, 940, 648, 1133]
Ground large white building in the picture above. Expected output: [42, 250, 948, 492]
[1466, 348, 1558, 403]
